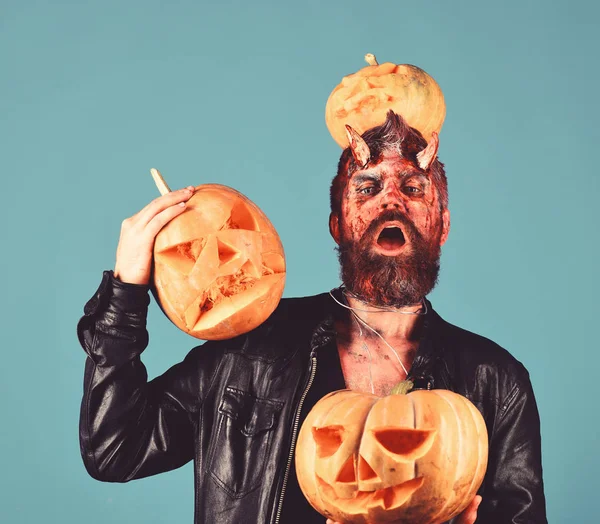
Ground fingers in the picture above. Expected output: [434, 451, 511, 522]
[145, 197, 191, 237]
[135, 186, 196, 226]
[455, 495, 482, 524]
[326, 497, 481, 524]
[113, 186, 196, 285]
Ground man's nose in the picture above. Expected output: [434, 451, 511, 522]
[380, 185, 405, 210]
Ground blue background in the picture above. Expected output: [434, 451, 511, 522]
[1, 0, 598, 522]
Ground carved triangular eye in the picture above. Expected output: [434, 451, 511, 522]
[312, 425, 345, 458]
[156, 239, 205, 274]
[358, 455, 380, 482]
[217, 238, 239, 265]
[372, 427, 437, 460]
[228, 198, 259, 230]
[335, 454, 356, 483]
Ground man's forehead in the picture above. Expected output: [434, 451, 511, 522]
[350, 158, 425, 183]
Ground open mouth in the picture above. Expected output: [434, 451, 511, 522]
[376, 224, 406, 253]
[317, 474, 425, 514]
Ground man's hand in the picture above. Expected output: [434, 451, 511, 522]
[114, 186, 195, 285]
[454, 495, 482, 524]
[325, 495, 482, 524]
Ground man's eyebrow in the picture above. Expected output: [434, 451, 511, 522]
[378, 169, 430, 183]
[352, 172, 382, 185]
[402, 172, 430, 181]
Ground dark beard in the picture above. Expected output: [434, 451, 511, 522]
[336, 210, 441, 307]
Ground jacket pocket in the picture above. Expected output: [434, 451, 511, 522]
[208, 386, 284, 498]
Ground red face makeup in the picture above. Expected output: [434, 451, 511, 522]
[331, 150, 450, 307]
[338, 151, 448, 255]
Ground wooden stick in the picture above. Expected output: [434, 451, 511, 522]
[364, 53, 379, 66]
[150, 168, 171, 196]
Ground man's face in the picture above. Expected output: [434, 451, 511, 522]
[330, 149, 450, 307]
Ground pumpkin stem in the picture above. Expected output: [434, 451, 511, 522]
[390, 379, 414, 395]
[364, 53, 379, 66]
[151, 168, 172, 196]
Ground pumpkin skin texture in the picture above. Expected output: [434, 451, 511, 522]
[151, 184, 285, 340]
[295, 389, 488, 524]
[325, 61, 446, 148]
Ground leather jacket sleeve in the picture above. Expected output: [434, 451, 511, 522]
[77, 271, 210, 482]
[479, 367, 547, 523]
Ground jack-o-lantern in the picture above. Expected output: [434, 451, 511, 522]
[325, 54, 446, 148]
[296, 386, 488, 524]
[151, 171, 285, 340]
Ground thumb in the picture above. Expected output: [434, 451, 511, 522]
[456, 495, 482, 524]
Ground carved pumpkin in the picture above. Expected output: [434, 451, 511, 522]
[152, 183, 285, 340]
[296, 387, 488, 524]
[325, 54, 446, 148]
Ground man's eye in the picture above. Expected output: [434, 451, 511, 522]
[403, 186, 422, 195]
[359, 186, 376, 195]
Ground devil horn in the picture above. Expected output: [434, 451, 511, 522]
[345, 125, 371, 169]
[417, 132, 439, 171]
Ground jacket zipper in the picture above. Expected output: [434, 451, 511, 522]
[273, 349, 317, 524]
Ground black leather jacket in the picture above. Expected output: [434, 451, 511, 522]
[78, 271, 547, 524]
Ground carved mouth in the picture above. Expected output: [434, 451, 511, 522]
[317, 475, 424, 513]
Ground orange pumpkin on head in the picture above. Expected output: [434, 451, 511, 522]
[295, 384, 488, 524]
[326, 54, 446, 148]
[150, 170, 285, 340]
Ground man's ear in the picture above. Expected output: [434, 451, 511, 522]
[440, 208, 450, 247]
[329, 213, 341, 245]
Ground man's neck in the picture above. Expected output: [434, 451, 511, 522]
[333, 294, 426, 395]
[344, 294, 425, 342]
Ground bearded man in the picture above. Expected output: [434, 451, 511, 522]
[77, 111, 547, 523]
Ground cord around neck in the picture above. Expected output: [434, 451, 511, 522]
[329, 286, 428, 316]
